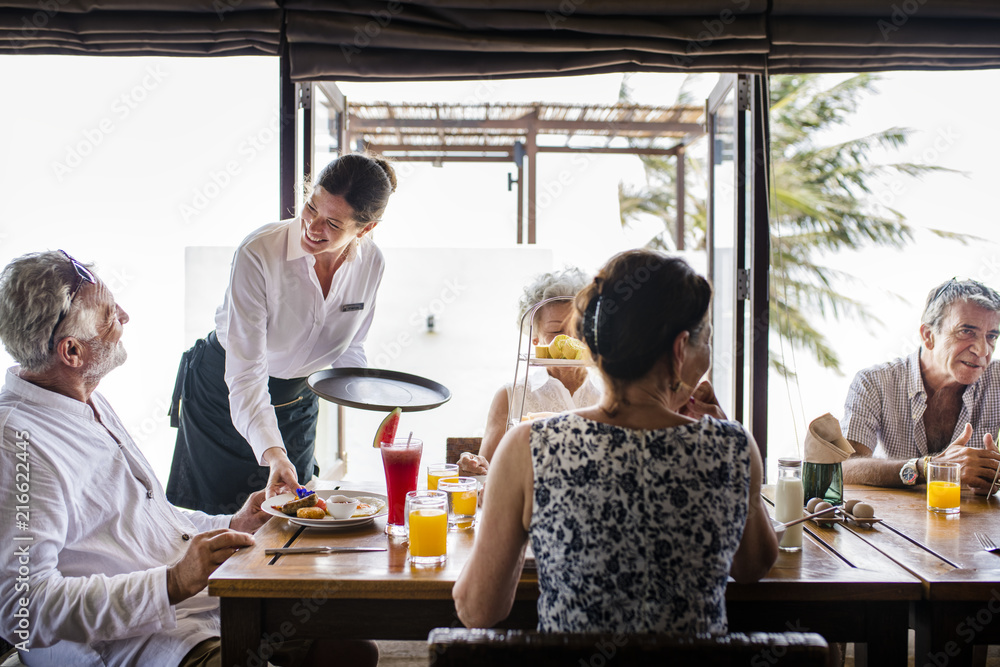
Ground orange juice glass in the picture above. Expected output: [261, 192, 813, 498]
[438, 477, 479, 530]
[427, 463, 459, 491]
[927, 462, 961, 514]
[405, 490, 447, 565]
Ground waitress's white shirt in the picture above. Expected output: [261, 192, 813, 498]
[215, 219, 384, 463]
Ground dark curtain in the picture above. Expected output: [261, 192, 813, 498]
[769, 0, 1000, 73]
[3, 0, 1000, 75]
[0, 1, 282, 57]
[286, 1, 770, 81]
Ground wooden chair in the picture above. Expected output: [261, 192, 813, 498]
[427, 628, 829, 666]
[445, 437, 482, 465]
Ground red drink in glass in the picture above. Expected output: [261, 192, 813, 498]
[381, 438, 423, 536]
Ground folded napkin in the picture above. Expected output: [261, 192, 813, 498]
[804, 413, 855, 463]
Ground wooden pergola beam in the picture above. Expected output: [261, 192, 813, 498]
[364, 144, 683, 157]
[349, 115, 702, 136]
[345, 100, 704, 245]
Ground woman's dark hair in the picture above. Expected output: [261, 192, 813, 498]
[573, 249, 712, 409]
[315, 152, 398, 226]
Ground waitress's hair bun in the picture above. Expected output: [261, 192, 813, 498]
[315, 152, 397, 225]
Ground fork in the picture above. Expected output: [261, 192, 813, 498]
[974, 533, 1000, 554]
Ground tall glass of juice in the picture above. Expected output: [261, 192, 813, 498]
[381, 437, 423, 536]
[406, 490, 448, 565]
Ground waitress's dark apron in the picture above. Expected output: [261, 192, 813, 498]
[165, 332, 319, 515]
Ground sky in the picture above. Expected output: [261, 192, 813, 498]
[2, 55, 1000, 484]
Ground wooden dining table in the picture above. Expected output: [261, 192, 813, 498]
[799, 484, 1000, 666]
[209, 480, 927, 667]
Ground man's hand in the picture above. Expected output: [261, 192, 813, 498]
[262, 447, 299, 499]
[230, 490, 272, 534]
[458, 452, 489, 476]
[166, 528, 254, 605]
[933, 423, 1000, 495]
[679, 380, 727, 421]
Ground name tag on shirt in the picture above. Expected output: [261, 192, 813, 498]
[342, 302, 365, 312]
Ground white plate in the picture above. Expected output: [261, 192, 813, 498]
[524, 357, 588, 367]
[264, 490, 388, 529]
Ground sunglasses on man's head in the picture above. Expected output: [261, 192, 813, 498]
[931, 277, 958, 304]
[47, 250, 97, 352]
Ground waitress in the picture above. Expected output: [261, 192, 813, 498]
[166, 152, 397, 514]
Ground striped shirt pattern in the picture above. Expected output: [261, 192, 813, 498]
[841, 349, 1000, 459]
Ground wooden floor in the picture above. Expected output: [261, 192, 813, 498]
[376, 642, 427, 667]
[375, 636, 1000, 666]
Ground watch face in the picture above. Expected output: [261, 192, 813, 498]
[900, 461, 918, 484]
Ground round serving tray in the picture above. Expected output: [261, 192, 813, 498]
[307, 367, 451, 412]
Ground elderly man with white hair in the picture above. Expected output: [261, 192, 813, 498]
[0, 251, 375, 667]
[842, 277, 1000, 494]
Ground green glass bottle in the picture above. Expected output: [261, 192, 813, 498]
[802, 461, 843, 506]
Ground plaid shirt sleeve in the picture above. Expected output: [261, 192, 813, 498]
[842, 364, 890, 456]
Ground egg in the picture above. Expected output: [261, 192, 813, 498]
[812, 501, 836, 526]
[844, 499, 861, 514]
[853, 502, 875, 518]
[806, 497, 823, 513]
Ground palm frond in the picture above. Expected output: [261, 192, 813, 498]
[618, 72, 970, 375]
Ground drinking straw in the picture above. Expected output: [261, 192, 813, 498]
[406, 431, 413, 446]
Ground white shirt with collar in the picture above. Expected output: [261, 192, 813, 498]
[215, 219, 385, 463]
[0, 367, 230, 667]
[506, 367, 603, 421]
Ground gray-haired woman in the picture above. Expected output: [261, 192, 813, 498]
[167, 153, 397, 514]
[462, 267, 601, 476]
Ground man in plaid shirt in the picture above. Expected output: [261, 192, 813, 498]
[841, 278, 1000, 494]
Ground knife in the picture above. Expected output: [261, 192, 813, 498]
[265, 546, 386, 555]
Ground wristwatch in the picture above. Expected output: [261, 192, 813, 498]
[900, 458, 919, 485]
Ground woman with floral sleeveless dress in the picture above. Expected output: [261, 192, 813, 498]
[454, 249, 778, 634]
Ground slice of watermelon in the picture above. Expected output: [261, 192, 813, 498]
[373, 407, 402, 448]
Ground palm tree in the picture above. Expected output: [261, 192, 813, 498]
[619, 73, 965, 374]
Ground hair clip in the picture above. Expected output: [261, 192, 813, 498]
[593, 296, 603, 354]
[583, 294, 605, 356]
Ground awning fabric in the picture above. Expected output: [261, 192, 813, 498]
[2, 1, 1000, 78]
[0, 1, 282, 57]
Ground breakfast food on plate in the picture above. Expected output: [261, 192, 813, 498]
[351, 496, 387, 518]
[843, 499, 861, 514]
[546, 334, 590, 360]
[548, 334, 587, 359]
[326, 494, 360, 520]
[806, 497, 823, 513]
[279, 492, 318, 516]
[535, 345, 550, 359]
[563, 338, 589, 360]
[373, 407, 402, 448]
[296, 507, 327, 520]
[521, 411, 557, 422]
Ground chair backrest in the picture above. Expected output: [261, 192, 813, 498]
[427, 628, 828, 667]
[445, 437, 482, 465]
